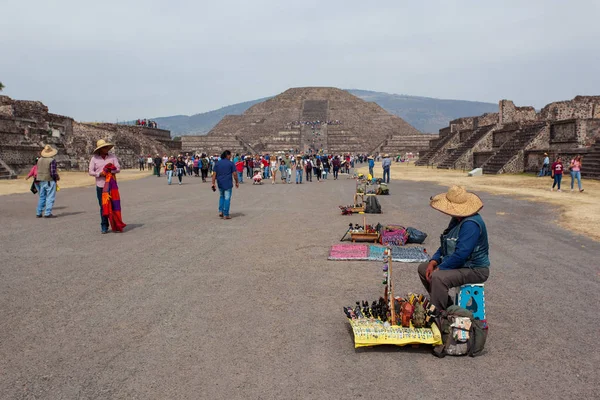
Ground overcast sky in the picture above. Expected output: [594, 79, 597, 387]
[1, 0, 599, 122]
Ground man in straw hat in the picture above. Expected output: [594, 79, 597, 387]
[88, 139, 121, 234]
[381, 153, 391, 184]
[367, 155, 375, 177]
[538, 152, 550, 177]
[35, 145, 60, 218]
[418, 185, 490, 311]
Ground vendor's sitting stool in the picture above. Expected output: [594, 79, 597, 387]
[455, 284, 486, 321]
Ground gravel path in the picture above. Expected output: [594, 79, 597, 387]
[0, 173, 598, 399]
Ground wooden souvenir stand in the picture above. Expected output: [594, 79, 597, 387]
[346, 246, 443, 348]
[350, 216, 380, 243]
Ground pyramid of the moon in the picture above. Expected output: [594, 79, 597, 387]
[181, 87, 437, 155]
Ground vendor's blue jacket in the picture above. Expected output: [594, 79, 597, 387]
[431, 213, 490, 270]
[368, 159, 375, 168]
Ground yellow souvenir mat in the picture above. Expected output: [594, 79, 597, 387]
[348, 319, 443, 348]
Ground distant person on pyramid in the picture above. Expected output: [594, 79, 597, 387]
[88, 140, 122, 234]
[381, 154, 391, 184]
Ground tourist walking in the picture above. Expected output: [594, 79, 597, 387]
[88, 139, 122, 233]
[570, 155, 584, 192]
[295, 156, 303, 184]
[550, 156, 564, 192]
[246, 157, 254, 179]
[35, 145, 59, 218]
[186, 157, 193, 177]
[322, 156, 330, 179]
[212, 150, 239, 220]
[26, 157, 40, 194]
[418, 186, 489, 311]
[175, 156, 186, 185]
[270, 157, 278, 184]
[368, 156, 375, 177]
[153, 154, 162, 177]
[235, 157, 245, 184]
[314, 156, 322, 182]
[538, 153, 550, 177]
[305, 156, 313, 182]
[138, 155, 145, 171]
[193, 156, 200, 177]
[200, 154, 209, 182]
[165, 157, 175, 185]
[332, 155, 341, 180]
[382, 153, 391, 184]
[284, 154, 292, 184]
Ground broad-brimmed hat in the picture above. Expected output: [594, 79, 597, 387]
[544, 153, 548, 156]
[93, 139, 114, 154]
[384, 154, 389, 157]
[40, 145, 58, 158]
[430, 185, 483, 217]
[367, 156, 373, 159]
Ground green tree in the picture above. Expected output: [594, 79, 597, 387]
[0, 82, 4, 92]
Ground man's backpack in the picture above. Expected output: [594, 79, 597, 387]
[365, 196, 382, 214]
[201, 158, 209, 169]
[433, 305, 487, 357]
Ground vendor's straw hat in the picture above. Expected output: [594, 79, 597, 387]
[40, 145, 58, 158]
[544, 152, 548, 156]
[384, 154, 389, 157]
[430, 185, 483, 217]
[93, 139, 114, 153]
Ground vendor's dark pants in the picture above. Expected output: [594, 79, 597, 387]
[417, 263, 489, 311]
[96, 186, 109, 232]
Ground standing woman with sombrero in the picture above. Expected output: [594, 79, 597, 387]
[88, 139, 123, 234]
[417, 186, 490, 311]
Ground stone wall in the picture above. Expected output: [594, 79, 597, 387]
[499, 100, 536, 124]
[0, 95, 178, 175]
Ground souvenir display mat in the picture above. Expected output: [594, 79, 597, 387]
[328, 244, 369, 260]
[329, 244, 429, 263]
[348, 319, 443, 348]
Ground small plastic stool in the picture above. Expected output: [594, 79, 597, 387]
[455, 284, 486, 321]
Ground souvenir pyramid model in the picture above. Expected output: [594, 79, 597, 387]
[343, 247, 443, 348]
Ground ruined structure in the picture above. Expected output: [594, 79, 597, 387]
[181, 87, 436, 155]
[0, 95, 180, 178]
[416, 97, 600, 179]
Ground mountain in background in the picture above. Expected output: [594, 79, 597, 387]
[146, 90, 498, 136]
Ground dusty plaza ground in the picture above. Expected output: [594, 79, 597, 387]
[0, 165, 598, 399]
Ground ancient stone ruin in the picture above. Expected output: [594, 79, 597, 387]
[0, 95, 181, 178]
[416, 97, 600, 179]
[181, 87, 437, 155]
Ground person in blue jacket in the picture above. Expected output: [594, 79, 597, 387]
[418, 186, 490, 311]
[368, 156, 375, 177]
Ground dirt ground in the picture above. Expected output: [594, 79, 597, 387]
[0, 172, 597, 399]
[0, 169, 153, 196]
[362, 162, 600, 241]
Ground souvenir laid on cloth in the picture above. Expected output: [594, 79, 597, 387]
[380, 225, 409, 246]
[328, 244, 369, 260]
[102, 163, 126, 232]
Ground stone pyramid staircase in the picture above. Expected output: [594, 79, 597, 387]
[482, 124, 545, 174]
[0, 158, 17, 180]
[437, 125, 495, 169]
[415, 131, 457, 166]
[582, 140, 600, 180]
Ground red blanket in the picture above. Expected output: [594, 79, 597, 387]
[102, 163, 126, 232]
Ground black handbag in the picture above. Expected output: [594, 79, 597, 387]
[30, 181, 38, 194]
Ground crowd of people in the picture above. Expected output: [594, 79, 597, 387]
[135, 119, 158, 128]
[141, 152, 392, 187]
[286, 120, 343, 128]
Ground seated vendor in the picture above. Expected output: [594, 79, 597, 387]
[418, 185, 490, 311]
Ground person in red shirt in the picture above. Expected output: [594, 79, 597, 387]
[261, 156, 270, 179]
[235, 158, 245, 184]
[550, 156, 563, 192]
